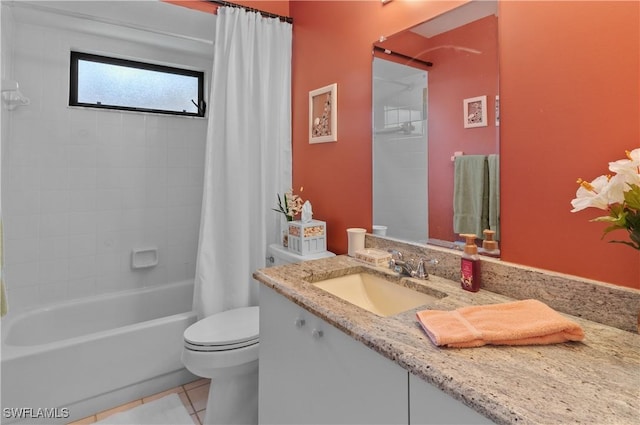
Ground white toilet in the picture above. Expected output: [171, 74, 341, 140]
[181, 244, 334, 425]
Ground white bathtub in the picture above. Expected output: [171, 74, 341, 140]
[1, 280, 198, 424]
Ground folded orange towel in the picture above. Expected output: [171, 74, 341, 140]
[416, 299, 585, 348]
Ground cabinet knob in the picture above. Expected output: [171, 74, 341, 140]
[294, 318, 306, 327]
[312, 329, 324, 339]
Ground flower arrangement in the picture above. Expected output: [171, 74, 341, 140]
[273, 187, 304, 222]
[570, 148, 640, 250]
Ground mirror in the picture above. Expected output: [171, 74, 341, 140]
[372, 1, 499, 252]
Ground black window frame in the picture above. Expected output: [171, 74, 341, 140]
[69, 51, 206, 117]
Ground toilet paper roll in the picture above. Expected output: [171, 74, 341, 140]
[346, 228, 366, 257]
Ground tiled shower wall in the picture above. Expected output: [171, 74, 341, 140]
[1, 6, 211, 315]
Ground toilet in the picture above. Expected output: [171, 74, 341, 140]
[181, 243, 334, 425]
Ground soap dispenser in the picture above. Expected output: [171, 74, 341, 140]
[460, 234, 481, 292]
[480, 229, 500, 258]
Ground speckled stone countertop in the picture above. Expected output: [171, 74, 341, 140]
[253, 255, 640, 425]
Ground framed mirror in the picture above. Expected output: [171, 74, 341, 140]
[372, 0, 499, 252]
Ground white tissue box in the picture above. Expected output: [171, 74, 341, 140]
[287, 219, 326, 255]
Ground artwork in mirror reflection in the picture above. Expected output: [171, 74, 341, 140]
[372, 0, 499, 251]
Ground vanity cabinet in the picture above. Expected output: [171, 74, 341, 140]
[259, 286, 408, 424]
[259, 285, 494, 425]
[409, 374, 493, 424]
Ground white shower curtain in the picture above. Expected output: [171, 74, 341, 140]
[193, 7, 292, 319]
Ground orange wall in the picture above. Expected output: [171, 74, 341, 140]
[290, 0, 467, 255]
[168, 0, 639, 288]
[498, 1, 639, 288]
[290, 0, 639, 289]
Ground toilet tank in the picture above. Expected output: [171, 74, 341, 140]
[267, 243, 335, 266]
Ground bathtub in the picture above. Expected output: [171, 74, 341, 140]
[1, 280, 198, 424]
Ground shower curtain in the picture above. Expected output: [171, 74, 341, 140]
[193, 7, 292, 319]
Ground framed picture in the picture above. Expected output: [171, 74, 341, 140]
[309, 83, 337, 143]
[463, 95, 487, 128]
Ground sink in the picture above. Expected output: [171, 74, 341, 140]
[313, 272, 446, 317]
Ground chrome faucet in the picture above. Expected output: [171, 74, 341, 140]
[387, 250, 437, 280]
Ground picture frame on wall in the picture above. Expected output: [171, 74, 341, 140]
[309, 83, 337, 143]
[463, 95, 487, 128]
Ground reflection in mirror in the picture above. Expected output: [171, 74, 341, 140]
[372, 0, 499, 253]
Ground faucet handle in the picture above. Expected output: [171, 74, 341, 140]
[387, 249, 403, 260]
[415, 258, 428, 279]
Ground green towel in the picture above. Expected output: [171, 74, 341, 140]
[487, 154, 500, 241]
[1, 280, 7, 318]
[453, 155, 488, 239]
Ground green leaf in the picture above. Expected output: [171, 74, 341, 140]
[608, 240, 640, 250]
[624, 184, 640, 210]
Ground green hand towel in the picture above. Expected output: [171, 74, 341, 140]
[487, 154, 500, 241]
[453, 155, 488, 238]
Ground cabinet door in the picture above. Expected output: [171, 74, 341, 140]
[259, 286, 408, 425]
[409, 374, 494, 424]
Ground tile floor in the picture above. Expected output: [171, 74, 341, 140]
[67, 378, 210, 425]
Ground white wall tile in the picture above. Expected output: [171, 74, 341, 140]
[38, 282, 68, 305]
[4, 215, 39, 240]
[5, 190, 40, 216]
[5, 262, 40, 288]
[68, 167, 97, 190]
[68, 234, 97, 257]
[69, 256, 96, 280]
[38, 236, 69, 261]
[67, 278, 97, 299]
[39, 213, 69, 238]
[40, 167, 69, 190]
[38, 259, 69, 284]
[39, 190, 69, 214]
[3, 12, 208, 315]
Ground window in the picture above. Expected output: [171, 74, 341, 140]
[383, 105, 425, 135]
[69, 52, 205, 117]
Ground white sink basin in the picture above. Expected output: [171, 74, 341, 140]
[313, 272, 446, 317]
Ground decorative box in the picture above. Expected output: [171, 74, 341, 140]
[354, 249, 392, 267]
[287, 219, 327, 255]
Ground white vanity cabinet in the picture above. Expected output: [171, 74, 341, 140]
[409, 374, 494, 424]
[259, 285, 495, 425]
[259, 286, 408, 424]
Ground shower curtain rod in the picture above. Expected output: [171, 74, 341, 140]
[373, 45, 433, 68]
[206, 1, 293, 24]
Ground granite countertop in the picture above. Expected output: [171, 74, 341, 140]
[253, 255, 640, 425]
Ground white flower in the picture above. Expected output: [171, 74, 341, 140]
[570, 175, 611, 212]
[608, 148, 640, 187]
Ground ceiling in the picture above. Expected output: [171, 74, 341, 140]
[5, 0, 216, 55]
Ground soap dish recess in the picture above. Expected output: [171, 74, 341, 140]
[131, 247, 158, 269]
[354, 249, 391, 267]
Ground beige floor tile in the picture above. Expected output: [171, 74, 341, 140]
[190, 412, 202, 425]
[196, 410, 206, 425]
[95, 400, 142, 421]
[67, 415, 96, 425]
[142, 386, 185, 403]
[186, 382, 210, 412]
[178, 391, 196, 415]
[183, 378, 210, 391]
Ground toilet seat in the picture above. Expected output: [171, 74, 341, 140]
[184, 306, 259, 352]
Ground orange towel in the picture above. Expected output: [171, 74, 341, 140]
[416, 299, 584, 348]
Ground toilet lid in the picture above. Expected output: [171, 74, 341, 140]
[184, 306, 259, 349]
